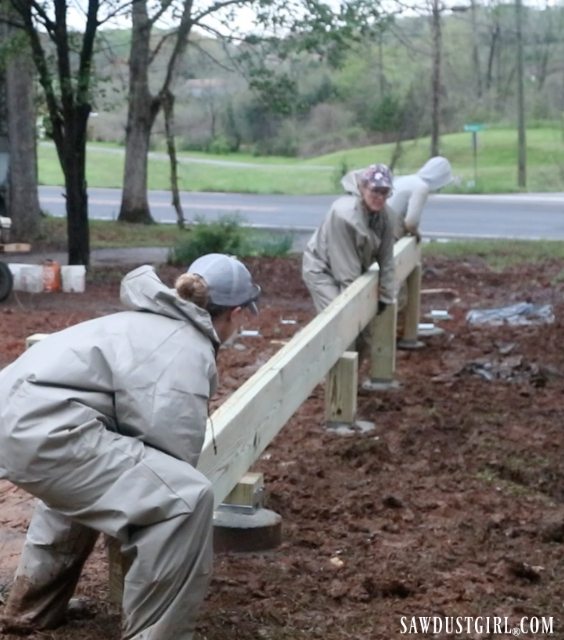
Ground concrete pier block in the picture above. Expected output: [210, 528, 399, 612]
[213, 506, 282, 553]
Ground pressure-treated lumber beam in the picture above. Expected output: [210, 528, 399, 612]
[198, 236, 420, 507]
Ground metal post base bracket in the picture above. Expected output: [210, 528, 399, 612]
[326, 420, 375, 436]
[397, 338, 426, 351]
[361, 378, 401, 392]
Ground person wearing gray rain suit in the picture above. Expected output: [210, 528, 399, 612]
[302, 163, 396, 315]
[387, 156, 453, 241]
[0, 254, 261, 640]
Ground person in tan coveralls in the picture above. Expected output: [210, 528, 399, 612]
[302, 163, 395, 315]
[0, 254, 261, 640]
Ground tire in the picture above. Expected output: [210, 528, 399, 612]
[0, 261, 13, 302]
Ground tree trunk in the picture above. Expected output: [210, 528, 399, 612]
[430, 0, 442, 157]
[118, 0, 158, 224]
[162, 90, 185, 228]
[5, 32, 40, 240]
[118, 100, 158, 224]
[119, 0, 193, 225]
[61, 109, 91, 265]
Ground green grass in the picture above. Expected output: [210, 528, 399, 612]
[38, 217, 186, 250]
[39, 215, 293, 260]
[423, 238, 564, 269]
[38, 124, 564, 195]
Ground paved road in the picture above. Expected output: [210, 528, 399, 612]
[39, 186, 564, 240]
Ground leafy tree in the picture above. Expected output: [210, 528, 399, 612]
[119, 0, 392, 223]
[119, 0, 221, 226]
[5, 1, 127, 265]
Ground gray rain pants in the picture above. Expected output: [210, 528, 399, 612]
[1, 425, 214, 640]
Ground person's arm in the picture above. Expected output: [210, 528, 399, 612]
[325, 207, 364, 290]
[403, 184, 430, 235]
[377, 213, 396, 305]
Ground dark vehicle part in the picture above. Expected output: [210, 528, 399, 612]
[0, 260, 13, 301]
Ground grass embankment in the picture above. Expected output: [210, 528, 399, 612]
[39, 216, 293, 262]
[38, 217, 185, 250]
[423, 238, 564, 271]
[42, 217, 564, 279]
[38, 125, 564, 195]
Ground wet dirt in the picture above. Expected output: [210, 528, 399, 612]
[0, 255, 563, 639]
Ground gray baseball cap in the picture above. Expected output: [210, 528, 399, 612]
[188, 253, 261, 314]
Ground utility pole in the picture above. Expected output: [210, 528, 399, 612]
[430, 0, 442, 157]
[516, 0, 527, 188]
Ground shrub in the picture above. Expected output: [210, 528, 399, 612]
[169, 216, 245, 265]
[168, 216, 293, 265]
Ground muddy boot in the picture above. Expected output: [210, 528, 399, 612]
[0, 571, 77, 632]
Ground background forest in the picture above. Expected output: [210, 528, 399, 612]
[0, 0, 562, 263]
[84, 2, 564, 159]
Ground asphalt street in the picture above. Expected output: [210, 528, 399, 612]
[38, 186, 564, 241]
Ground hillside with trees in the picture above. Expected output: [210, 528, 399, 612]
[0, 1, 562, 263]
[86, 3, 564, 160]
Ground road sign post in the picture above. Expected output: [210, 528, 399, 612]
[463, 123, 484, 187]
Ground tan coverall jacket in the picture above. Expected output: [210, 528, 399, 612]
[0, 265, 219, 640]
[302, 171, 395, 312]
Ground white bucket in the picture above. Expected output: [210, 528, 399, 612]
[8, 263, 32, 291]
[20, 265, 44, 293]
[61, 265, 86, 293]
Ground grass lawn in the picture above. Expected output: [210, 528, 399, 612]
[38, 125, 564, 196]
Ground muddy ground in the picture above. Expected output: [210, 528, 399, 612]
[0, 254, 563, 639]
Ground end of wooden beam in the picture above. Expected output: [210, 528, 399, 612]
[25, 333, 50, 349]
[222, 472, 265, 510]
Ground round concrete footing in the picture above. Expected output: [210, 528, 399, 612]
[326, 420, 375, 436]
[361, 378, 401, 392]
[213, 508, 282, 553]
[397, 339, 426, 351]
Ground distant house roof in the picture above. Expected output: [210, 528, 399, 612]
[184, 78, 227, 97]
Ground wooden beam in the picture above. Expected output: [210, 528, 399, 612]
[25, 333, 50, 349]
[325, 351, 358, 424]
[198, 237, 420, 507]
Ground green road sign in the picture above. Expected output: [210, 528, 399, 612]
[464, 123, 485, 132]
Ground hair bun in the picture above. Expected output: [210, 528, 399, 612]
[175, 273, 209, 308]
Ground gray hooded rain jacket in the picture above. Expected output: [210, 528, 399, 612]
[0, 265, 219, 640]
[387, 156, 453, 239]
[302, 169, 395, 312]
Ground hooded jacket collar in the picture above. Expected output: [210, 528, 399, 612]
[120, 265, 220, 347]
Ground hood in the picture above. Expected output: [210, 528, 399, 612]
[120, 265, 219, 345]
[416, 156, 453, 191]
[340, 169, 364, 196]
